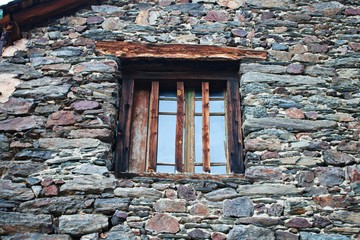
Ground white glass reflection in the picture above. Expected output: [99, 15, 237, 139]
[157, 115, 176, 171]
[159, 100, 177, 113]
[157, 165, 175, 173]
[195, 116, 202, 163]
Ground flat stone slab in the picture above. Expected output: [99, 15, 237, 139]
[38, 138, 101, 149]
[237, 183, 302, 196]
[60, 176, 115, 194]
[59, 214, 108, 236]
[0, 180, 35, 201]
[243, 118, 337, 133]
[0, 116, 45, 132]
[241, 72, 326, 86]
[2, 233, 72, 240]
[114, 187, 162, 200]
[13, 84, 72, 99]
[0, 211, 53, 235]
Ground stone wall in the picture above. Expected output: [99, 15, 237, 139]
[0, 0, 359, 239]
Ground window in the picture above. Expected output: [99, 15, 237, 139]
[115, 59, 245, 176]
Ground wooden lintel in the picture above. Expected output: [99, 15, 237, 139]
[96, 41, 267, 61]
[118, 172, 246, 181]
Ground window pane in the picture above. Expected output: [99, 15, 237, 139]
[159, 100, 177, 113]
[210, 100, 224, 113]
[195, 116, 202, 164]
[210, 89, 224, 98]
[210, 116, 226, 164]
[195, 166, 203, 174]
[211, 166, 227, 174]
[159, 90, 176, 98]
[157, 165, 175, 173]
[195, 100, 202, 113]
[157, 115, 176, 168]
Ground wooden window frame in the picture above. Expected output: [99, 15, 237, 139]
[115, 59, 245, 177]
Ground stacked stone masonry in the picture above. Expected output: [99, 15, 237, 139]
[0, 0, 359, 239]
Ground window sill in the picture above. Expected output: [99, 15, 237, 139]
[117, 172, 246, 181]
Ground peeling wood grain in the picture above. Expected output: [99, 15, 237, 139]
[146, 81, 159, 172]
[202, 82, 210, 173]
[96, 41, 267, 60]
[184, 89, 195, 173]
[175, 82, 184, 173]
[129, 89, 150, 173]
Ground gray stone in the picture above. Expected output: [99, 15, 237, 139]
[4, 162, 47, 179]
[272, 43, 289, 51]
[0, 180, 35, 201]
[15, 150, 53, 160]
[238, 184, 302, 196]
[30, 57, 64, 67]
[192, 23, 226, 34]
[330, 211, 360, 225]
[13, 84, 72, 99]
[0, 116, 45, 132]
[69, 129, 112, 142]
[305, 65, 336, 77]
[102, 18, 126, 31]
[2, 233, 72, 240]
[275, 231, 298, 240]
[311, 1, 344, 17]
[300, 232, 350, 240]
[323, 150, 356, 166]
[0, 62, 42, 80]
[315, 167, 345, 187]
[177, 185, 196, 201]
[19, 197, 84, 215]
[94, 198, 129, 213]
[50, 47, 83, 57]
[228, 225, 275, 240]
[235, 217, 283, 227]
[245, 166, 282, 181]
[91, 5, 121, 14]
[114, 187, 162, 200]
[240, 64, 286, 74]
[60, 176, 115, 194]
[188, 229, 211, 239]
[72, 164, 109, 176]
[0, 134, 9, 152]
[154, 199, 187, 213]
[241, 72, 326, 86]
[73, 61, 117, 74]
[38, 138, 101, 149]
[244, 118, 337, 134]
[224, 197, 254, 217]
[0, 211, 52, 235]
[203, 188, 238, 201]
[104, 224, 136, 240]
[59, 214, 108, 236]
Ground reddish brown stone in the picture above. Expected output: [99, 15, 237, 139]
[10, 141, 33, 148]
[153, 199, 187, 213]
[286, 108, 305, 119]
[349, 42, 360, 51]
[285, 217, 312, 228]
[261, 151, 280, 160]
[0, 98, 34, 115]
[71, 100, 100, 111]
[145, 213, 180, 234]
[313, 195, 356, 208]
[177, 185, 196, 201]
[45, 111, 78, 128]
[308, 43, 329, 53]
[286, 63, 304, 74]
[189, 203, 210, 216]
[204, 10, 229, 22]
[42, 185, 58, 197]
[344, 8, 360, 15]
[41, 178, 54, 187]
[337, 141, 360, 153]
[211, 232, 226, 240]
[305, 111, 319, 120]
[346, 165, 360, 183]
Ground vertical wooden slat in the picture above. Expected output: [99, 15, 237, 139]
[184, 89, 195, 173]
[224, 90, 230, 174]
[129, 89, 150, 172]
[115, 78, 134, 176]
[202, 82, 211, 173]
[175, 82, 185, 173]
[227, 80, 245, 174]
[146, 81, 159, 172]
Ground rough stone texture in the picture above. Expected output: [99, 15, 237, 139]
[0, 212, 53, 235]
[145, 213, 180, 234]
[0, 0, 359, 239]
[2, 233, 72, 240]
[223, 197, 254, 217]
[228, 225, 275, 240]
[59, 214, 108, 236]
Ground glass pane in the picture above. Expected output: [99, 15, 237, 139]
[159, 100, 177, 113]
[195, 100, 202, 113]
[210, 100, 224, 113]
[157, 165, 175, 173]
[210, 116, 226, 164]
[211, 166, 227, 174]
[195, 116, 202, 163]
[157, 115, 176, 167]
[195, 166, 203, 174]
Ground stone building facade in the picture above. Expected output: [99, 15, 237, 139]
[0, 0, 359, 239]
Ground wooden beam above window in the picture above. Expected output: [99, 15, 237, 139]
[96, 41, 267, 61]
